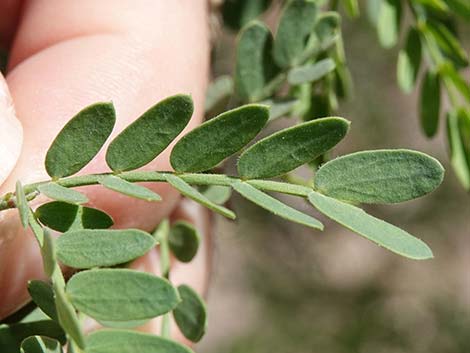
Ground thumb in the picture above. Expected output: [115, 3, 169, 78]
[0, 73, 22, 185]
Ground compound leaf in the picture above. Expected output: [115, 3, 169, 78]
[314, 149, 444, 204]
[106, 95, 193, 172]
[308, 192, 433, 260]
[66, 269, 180, 321]
[169, 222, 200, 263]
[233, 181, 323, 230]
[235, 21, 279, 102]
[420, 70, 441, 138]
[287, 58, 336, 85]
[238, 117, 349, 179]
[166, 175, 235, 219]
[98, 175, 161, 201]
[36, 202, 113, 233]
[86, 330, 193, 353]
[45, 102, 115, 178]
[170, 105, 269, 173]
[20, 336, 62, 353]
[27, 281, 58, 322]
[273, 0, 317, 68]
[37, 183, 88, 204]
[56, 229, 156, 269]
[173, 285, 207, 343]
[397, 27, 422, 93]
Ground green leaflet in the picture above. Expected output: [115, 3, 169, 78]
[235, 21, 280, 102]
[165, 175, 236, 219]
[287, 58, 336, 85]
[273, 0, 317, 68]
[45, 102, 115, 178]
[314, 149, 444, 204]
[173, 285, 207, 343]
[20, 336, 62, 353]
[169, 221, 200, 263]
[308, 192, 433, 260]
[36, 201, 113, 233]
[98, 175, 161, 201]
[261, 98, 297, 121]
[447, 0, 470, 21]
[54, 284, 85, 349]
[420, 70, 441, 138]
[233, 181, 323, 230]
[0, 320, 65, 353]
[56, 229, 156, 269]
[447, 110, 470, 190]
[222, 0, 271, 30]
[342, 0, 360, 18]
[106, 95, 193, 172]
[27, 281, 58, 322]
[170, 104, 269, 173]
[439, 62, 470, 101]
[86, 330, 193, 353]
[15, 181, 29, 229]
[397, 27, 422, 93]
[205, 75, 234, 117]
[200, 185, 232, 204]
[37, 183, 88, 204]
[425, 21, 468, 68]
[377, 0, 402, 48]
[66, 269, 180, 321]
[238, 117, 349, 179]
[41, 230, 56, 278]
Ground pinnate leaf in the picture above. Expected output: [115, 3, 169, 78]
[86, 330, 193, 353]
[36, 201, 113, 233]
[171, 104, 268, 172]
[173, 285, 207, 343]
[273, 0, 317, 68]
[66, 269, 180, 321]
[45, 102, 115, 178]
[169, 222, 200, 263]
[99, 175, 161, 201]
[56, 229, 156, 269]
[20, 336, 62, 353]
[166, 175, 236, 219]
[233, 181, 323, 230]
[308, 192, 433, 260]
[238, 117, 349, 179]
[106, 95, 193, 172]
[37, 183, 88, 204]
[314, 149, 444, 204]
[27, 281, 58, 322]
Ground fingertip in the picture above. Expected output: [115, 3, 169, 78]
[0, 74, 22, 186]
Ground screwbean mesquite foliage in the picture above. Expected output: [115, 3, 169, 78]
[0, 0, 457, 351]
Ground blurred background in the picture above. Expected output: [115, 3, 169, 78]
[198, 3, 470, 353]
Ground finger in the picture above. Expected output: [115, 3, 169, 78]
[0, 73, 22, 185]
[0, 0, 209, 318]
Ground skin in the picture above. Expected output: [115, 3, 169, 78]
[0, 0, 211, 338]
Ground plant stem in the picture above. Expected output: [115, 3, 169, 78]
[154, 219, 172, 339]
[1, 171, 313, 212]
